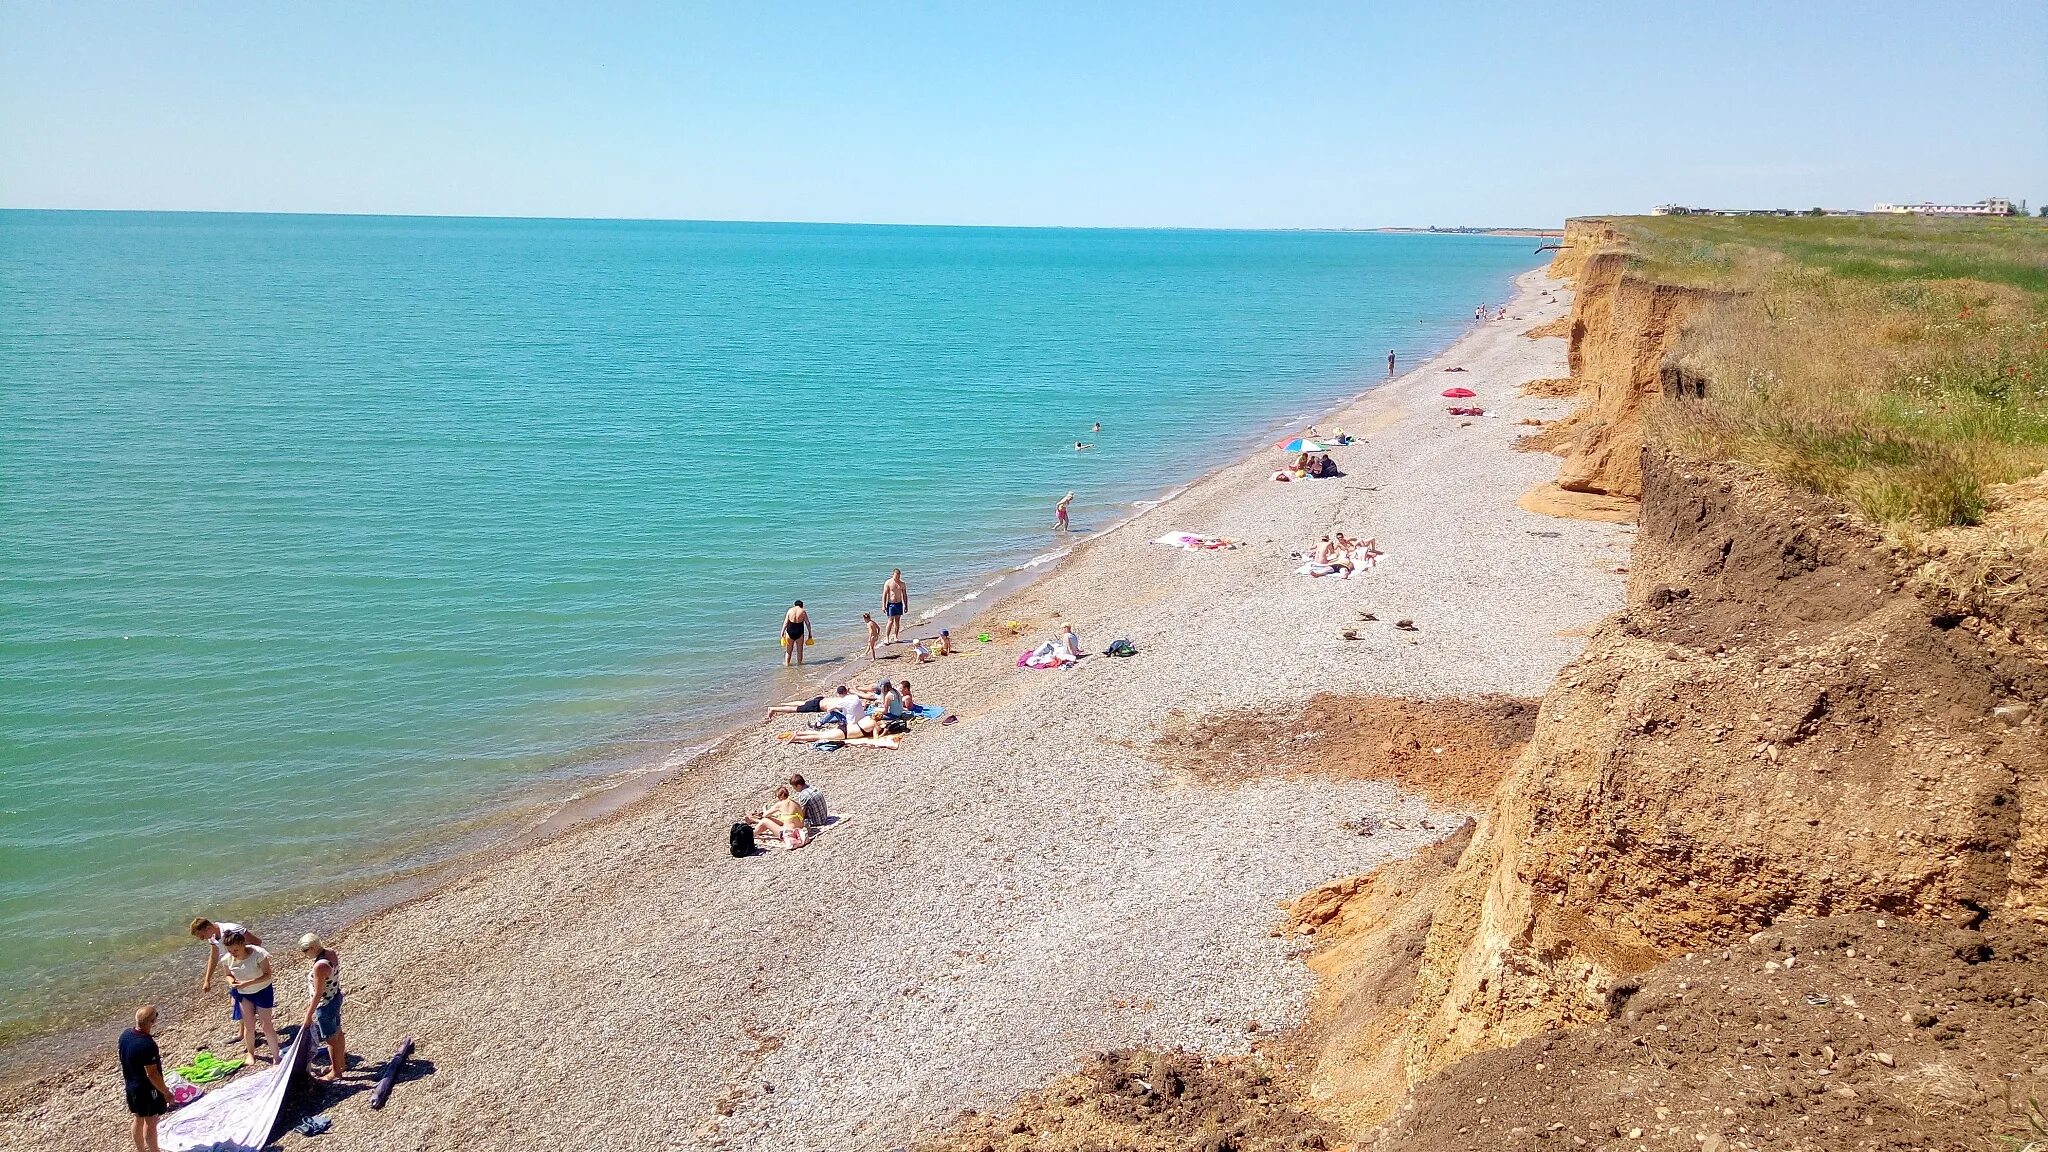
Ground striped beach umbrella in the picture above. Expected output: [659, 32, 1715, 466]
[1277, 437, 1333, 453]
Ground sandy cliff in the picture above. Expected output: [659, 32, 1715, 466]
[1289, 225, 2048, 1140]
[1519, 219, 1721, 522]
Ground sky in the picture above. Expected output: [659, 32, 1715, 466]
[1, 1, 2043, 228]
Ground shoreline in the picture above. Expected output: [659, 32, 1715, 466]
[4, 265, 1622, 1152]
[0, 271, 1523, 1081]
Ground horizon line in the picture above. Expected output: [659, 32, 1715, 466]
[0, 204, 1568, 234]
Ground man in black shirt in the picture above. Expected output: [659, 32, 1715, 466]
[118, 1005, 171, 1152]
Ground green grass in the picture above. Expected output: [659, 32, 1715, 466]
[1604, 213, 2048, 527]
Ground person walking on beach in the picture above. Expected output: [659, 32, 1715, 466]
[189, 916, 262, 996]
[119, 1005, 171, 1152]
[298, 934, 347, 1082]
[1054, 491, 1074, 532]
[781, 601, 811, 667]
[220, 929, 281, 1064]
[862, 612, 881, 662]
[1387, 350, 1397, 377]
[881, 569, 909, 643]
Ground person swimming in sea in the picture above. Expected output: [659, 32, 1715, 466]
[1074, 441, 1092, 452]
[1091, 422, 1101, 433]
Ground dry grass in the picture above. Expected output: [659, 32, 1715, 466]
[1611, 215, 2048, 527]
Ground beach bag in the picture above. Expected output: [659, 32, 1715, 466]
[729, 822, 756, 858]
[1104, 638, 1138, 658]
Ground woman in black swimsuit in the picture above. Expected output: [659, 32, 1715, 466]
[781, 600, 811, 667]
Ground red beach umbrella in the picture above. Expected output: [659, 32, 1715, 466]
[1441, 386, 1477, 399]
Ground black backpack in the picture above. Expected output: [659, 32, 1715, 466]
[728, 822, 756, 858]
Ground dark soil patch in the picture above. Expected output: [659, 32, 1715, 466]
[914, 1048, 1335, 1152]
[1154, 693, 1537, 807]
[1372, 913, 2048, 1152]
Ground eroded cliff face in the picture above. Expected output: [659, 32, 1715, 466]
[1519, 220, 1722, 522]
[1545, 218, 1624, 283]
[1295, 451, 2048, 1126]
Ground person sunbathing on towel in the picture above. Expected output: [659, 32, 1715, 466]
[1305, 535, 1344, 577]
[750, 786, 809, 848]
[764, 684, 851, 721]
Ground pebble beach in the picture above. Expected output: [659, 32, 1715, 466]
[0, 267, 1630, 1151]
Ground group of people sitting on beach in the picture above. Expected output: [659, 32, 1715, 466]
[745, 772, 830, 849]
[1301, 532, 1382, 579]
[1276, 451, 1340, 482]
[766, 677, 919, 745]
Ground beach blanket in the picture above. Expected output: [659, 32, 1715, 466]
[908, 704, 946, 721]
[755, 813, 854, 852]
[1017, 640, 1079, 669]
[173, 1050, 246, 1086]
[160, 1027, 311, 1152]
[1152, 531, 1239, 551]
[1296, 547, 1383, 578]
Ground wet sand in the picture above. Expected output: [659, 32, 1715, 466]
[0, 268, 1628, 1151]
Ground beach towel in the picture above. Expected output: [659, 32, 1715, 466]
[1018, 640, 1077, 669]
[755, 813, 854, 851]
[908, 704, 946, 721]
[173, 1050, 246, 1086]
[160, 1027, 311, 1152]
[1152, 531, 1239, 551]
[842, 734, 903, 749]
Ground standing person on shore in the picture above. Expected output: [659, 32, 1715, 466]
[781, 600, 811, 667]
[119, 1005, 171, 1152]
[1386, 349, 1397, 377]
[862, 612, 880, 662]
[881, 569, 909, 644]
[220, 929, 281, 1064]
[298, 934, 346, 1082]
[189, 917, 262, 995]
[1054, 492, 1074, 532]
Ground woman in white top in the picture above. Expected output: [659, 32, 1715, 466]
[221, 930, 281, 1064]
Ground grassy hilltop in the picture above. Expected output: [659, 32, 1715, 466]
[1614, 213, 2048, 526]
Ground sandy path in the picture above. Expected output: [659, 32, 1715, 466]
[1, 268, 1626, 1152]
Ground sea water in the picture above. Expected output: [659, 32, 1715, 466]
[0, 211, 1539, 1040]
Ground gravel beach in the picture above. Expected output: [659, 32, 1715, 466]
[0, 268, 1628, 1151]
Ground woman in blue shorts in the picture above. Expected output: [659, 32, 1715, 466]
[221, 930, 281, 1064]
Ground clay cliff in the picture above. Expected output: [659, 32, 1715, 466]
[1288, 225, 2048, 1141]
[1519, 219, 1723, 522]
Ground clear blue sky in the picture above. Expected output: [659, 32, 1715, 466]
[2, 1, 2042, 227]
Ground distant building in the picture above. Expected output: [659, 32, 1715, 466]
[1873, 198, 2018, 216]
[1652, 204, 1703, 216]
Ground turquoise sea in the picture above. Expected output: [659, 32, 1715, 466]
[0, 210, 1539, 1041]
